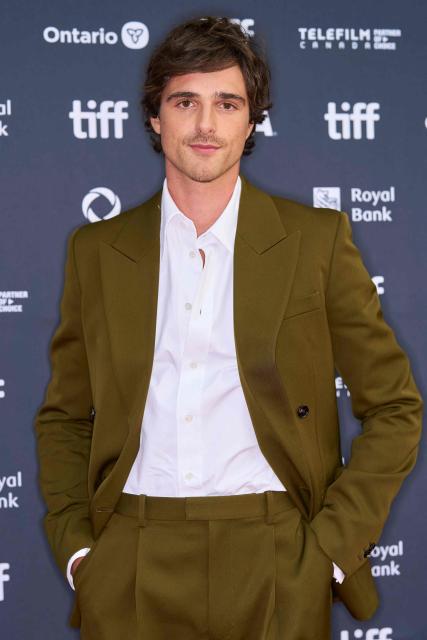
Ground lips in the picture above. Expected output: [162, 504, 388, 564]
[190, 144, 220, 149]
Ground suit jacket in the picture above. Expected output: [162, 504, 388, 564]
[34, 173, 423, 627]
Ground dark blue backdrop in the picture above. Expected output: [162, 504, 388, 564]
[1, 2, 426, 639]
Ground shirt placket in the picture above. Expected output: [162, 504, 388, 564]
[176, 227, 215, 494]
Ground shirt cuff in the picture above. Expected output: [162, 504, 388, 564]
[66, 548, 91, 590]
[332, 561, 346, 584]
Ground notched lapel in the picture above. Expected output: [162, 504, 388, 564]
[234, 176, 309, 503]
[98, 191, 161, 431]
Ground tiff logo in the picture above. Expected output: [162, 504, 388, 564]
[69, 100, 129, 139]
[340, 629, 393, 640]
[324, 102, 380, 139]
[0, 563, 10, 601]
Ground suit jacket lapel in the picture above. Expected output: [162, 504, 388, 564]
[98, 173, 309, 515]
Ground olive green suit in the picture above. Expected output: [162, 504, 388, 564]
[34, 173, 423, 631]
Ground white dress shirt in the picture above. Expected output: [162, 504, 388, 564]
[66, 174, 345, 588]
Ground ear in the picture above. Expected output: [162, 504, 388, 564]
[246, 121, 255, 139]
[150, 115, 161, 135]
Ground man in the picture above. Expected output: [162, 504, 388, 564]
[34, 15, 423, 640]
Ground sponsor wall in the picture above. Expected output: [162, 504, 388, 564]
[1, 1, 426, 638]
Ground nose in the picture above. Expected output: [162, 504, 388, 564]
[195, 102, 216, 136]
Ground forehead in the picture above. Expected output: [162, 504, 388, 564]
[162, 64, 247, 98]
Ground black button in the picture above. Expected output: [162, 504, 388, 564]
[296, 405, 309, 419]
[363, 542, 376, 558]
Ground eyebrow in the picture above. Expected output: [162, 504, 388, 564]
[165, 91, 246, 105]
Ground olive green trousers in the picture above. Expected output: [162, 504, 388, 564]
[72, 490, 333, 639]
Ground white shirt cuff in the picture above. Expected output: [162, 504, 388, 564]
[66, 547, 91, 590]
[332, 561, 346, 583]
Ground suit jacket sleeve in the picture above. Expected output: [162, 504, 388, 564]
[310, 211, 423, 577]
[34, 227, 95, 579]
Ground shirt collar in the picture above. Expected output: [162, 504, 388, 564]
[159, 175, 242, 258]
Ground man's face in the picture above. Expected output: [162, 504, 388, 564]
[150, 65, 254, 183]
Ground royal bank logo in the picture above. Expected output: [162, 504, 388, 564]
[0, 99, 12, 137]
[69, 100, 129, 139]
[0, 471, 23, 509]
[314, 186, 396, 222]
[0, 564, 10, 601]
[340, 629, 393, 640]
[82, 187, 121, 222]
[43, 21, 149, 49]
[370, 540, 404, 577]
[0, 291, 29, 313]
[324, 102, 380, 140]
[298, 27, 401, 51]
[313, 187, 341, 210]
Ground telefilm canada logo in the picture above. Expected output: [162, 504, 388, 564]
[0, 291, 29, 313]
[298, 27, 401, 51]
[0, 471, 23, 509]
[43, 21, 149, 49]
[313, 186, 396, 222]
[324, 102, 380, 140]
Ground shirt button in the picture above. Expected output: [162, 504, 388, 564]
[184, 414, 193, 422]
[184, 302, 192, 311]
[185, 472, 194, 481]
[189, 250, 197, 258]
[190, 362, 198, 369]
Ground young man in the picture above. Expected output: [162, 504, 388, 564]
[35, 16, 423, 640]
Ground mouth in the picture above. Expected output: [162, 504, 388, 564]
[189, 144, 220, 155]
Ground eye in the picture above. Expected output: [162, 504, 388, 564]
[176, 99, 193, 108]
[221, 102, 237, 110]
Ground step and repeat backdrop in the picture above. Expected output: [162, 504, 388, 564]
[1, 1, 426, 638]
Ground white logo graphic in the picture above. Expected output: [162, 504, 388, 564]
[372, 276, 385, 296]
[69, 100, 129, 139]
[0, 99, 12, 137]
[298, 27, 401, 51]
[82, 187, 121, 223]
[370, 540, 403, 577]
[0, 291, 29, 313]
[0, 471, 22, 509]
[255, 110, 276, 136]
[0, 379, 4, 399]
[340, 630, 393, 640]
[335, 376, 350, 398]
[43, 22, 149, 49]
[313, 187, 341, 210]
[121, 21, 149, 49]
[229, 18, 255, 37]
[0, 564, 10, 601]
[324, 102, 380, 140]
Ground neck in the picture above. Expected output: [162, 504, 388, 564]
[164, 164, 240, 236]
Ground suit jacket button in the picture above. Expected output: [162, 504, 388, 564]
[297, 404, 309, 419]
[89, 406, 96, 420]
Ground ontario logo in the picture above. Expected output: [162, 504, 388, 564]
[43, 21, 149, 49]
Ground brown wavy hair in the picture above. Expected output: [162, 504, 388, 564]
[141, 15, 272, 156]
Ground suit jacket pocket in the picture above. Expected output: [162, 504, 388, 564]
[283, 290, 321, 320]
